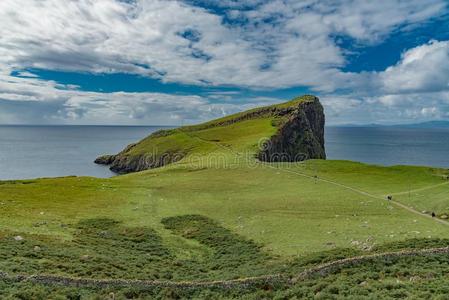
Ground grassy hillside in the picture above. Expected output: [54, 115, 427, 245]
[1, 95, 449, 298]
[128, 117, 277, 157]
[95, 94, 324, 173]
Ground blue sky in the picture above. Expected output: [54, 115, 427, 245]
[0, 0, 449, 125]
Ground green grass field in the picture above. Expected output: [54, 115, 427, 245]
[1, 96, 449, 298]
[1, 161, 448, 257]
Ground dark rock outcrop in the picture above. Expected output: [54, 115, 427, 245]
[101, 152, 185, 174]
[257, 96, 326, 162]
[94, 142, 185, 174]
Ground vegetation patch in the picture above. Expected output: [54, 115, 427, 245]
[0, 218, 176, 280]
[0, 216, 281, 284]
[162, 215, 276, 277]
[2, 239, 449, 299]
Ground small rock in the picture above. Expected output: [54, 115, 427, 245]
[80, 255, 90, 261]
[359, 281, 368, 286]
[14, 236, 24, 241]
[409, 276, 421, 282]
[98, 231, 109, 238]
[34, 246, 41, 251]
[361, 243, 374, 251]
[440, 215, 448, 219]
[33, 221, 48, 227]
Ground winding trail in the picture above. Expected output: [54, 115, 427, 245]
[2, 246, 448, 289]
[389, 181, 449, 196]
[265, 165, 449, 227]
[181, 130, 449, 227]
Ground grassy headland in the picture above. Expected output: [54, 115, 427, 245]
[1, 95, 449, 298]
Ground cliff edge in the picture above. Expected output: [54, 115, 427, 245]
[95, 95, 326, 174]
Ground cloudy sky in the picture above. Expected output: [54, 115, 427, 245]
[1, 0, 448, 125]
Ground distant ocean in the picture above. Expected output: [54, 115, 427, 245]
[0, 125, 448, 180]
[0, 126, 166, 180]
[326, 127, 449, 169]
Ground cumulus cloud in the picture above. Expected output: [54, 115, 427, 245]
[0, 0, 263, 86]
[0, 0, 448, 124]
[0, 69, 272, 125]
[1, 0, 446, 89]
[316, 39, 449, 124]
[321, 91, 449, 125]
[380, 40, 449, 94]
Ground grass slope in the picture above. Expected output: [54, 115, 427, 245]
[97, 95, 317, 170]
[1, 95, 449, 298]
[2, 162, 448, 257]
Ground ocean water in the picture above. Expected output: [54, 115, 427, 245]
[325, 127, 449, 168]
[0, 125, 448, 180]
[0, 126, 166, 180]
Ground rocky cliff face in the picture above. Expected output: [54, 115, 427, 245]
[95, 95, 326, 174]
[257, 97, 326, 162]
[94, 143, 185, 174]
[95, 151, 185, 174]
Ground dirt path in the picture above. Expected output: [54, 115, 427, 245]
[265, 164, 449, 227]
[389, 181, 449, 196]
[181, 130, 449, 227]
[2, 246, 448, 289]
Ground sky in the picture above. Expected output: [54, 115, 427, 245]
[0, 0, 449, 125]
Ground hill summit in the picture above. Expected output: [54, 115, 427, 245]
[95, 95, 326, 174]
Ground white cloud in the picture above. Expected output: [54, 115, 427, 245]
[0, 0, 448, 124]
[321, 96, 362, 118]
[0, 0, 263, 86]
[322, 91, 449, 125]
[380, 40, 449, 94]
[0, 69, 272, 125]
[0, 0, 446, 89]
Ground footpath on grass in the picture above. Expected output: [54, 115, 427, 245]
[182, 130, 449, 228]
[267, 165, 449, 227]
[389, 181, 449, 196]
[1, 246, 448, 289]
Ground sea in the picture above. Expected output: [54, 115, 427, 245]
[0, 125, 448, 180]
